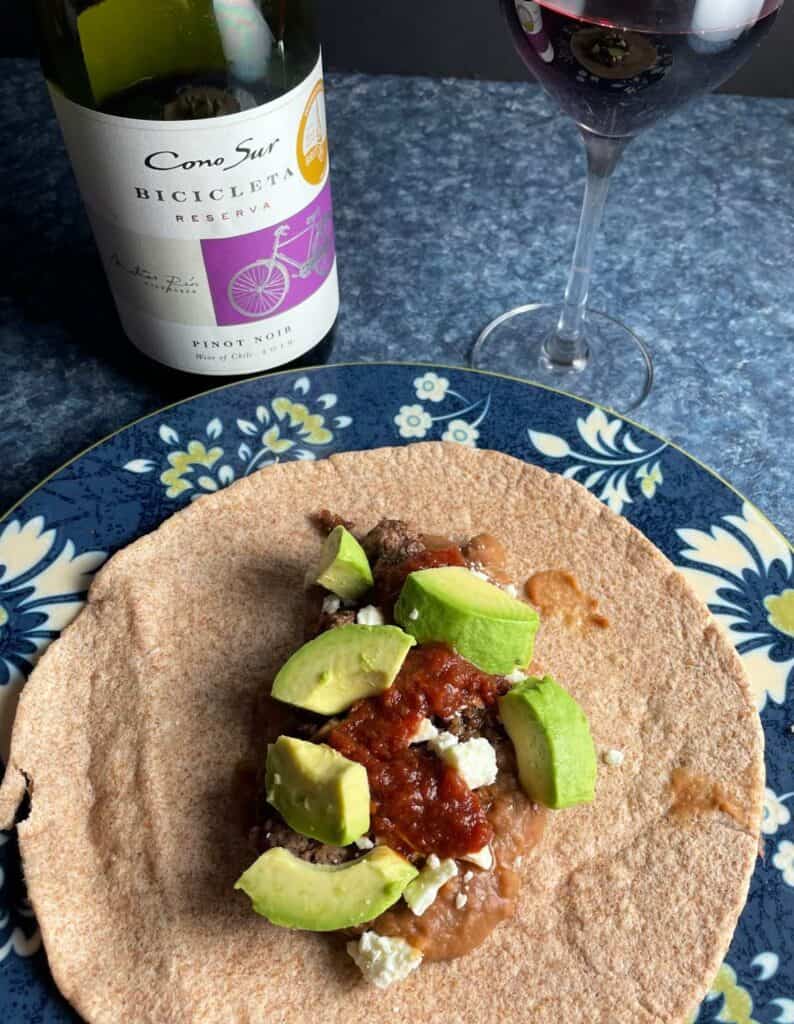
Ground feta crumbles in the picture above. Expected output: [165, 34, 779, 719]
[403, 854, 459, 916]
[429, 732, 498, 790]
[504, 667, 528, 684]
[467, 566, 519, 599]
[356, 605, 385, 626]
[409, 717, 439, 744]
[603, 748, 625, 767]
[428, 730, 459, 757]
[346, 931, 423, 988]
[321, 594, 341, 614]
[462, 845, 494, 870]
[442, 737, 498, 790]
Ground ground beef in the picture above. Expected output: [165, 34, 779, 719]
[361, 518, 426, 568]
[251, 816, 358, 865]
[304, 585, 358, 639]
[305, 603, 357, 639]
[251, 519, 516, 871]
[312, 509, 356, 535]
[445, 707, 511, 770]
[445, 706, 489, 741]
[316, 608, 357, 633]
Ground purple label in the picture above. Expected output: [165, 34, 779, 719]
[201, 181, 335, 326]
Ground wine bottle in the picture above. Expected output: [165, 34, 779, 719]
[34, 0, 338, 376]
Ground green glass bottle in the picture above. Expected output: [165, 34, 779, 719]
[35, 0, 338, 375]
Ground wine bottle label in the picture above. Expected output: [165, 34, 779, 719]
[48, 56, 338, 374]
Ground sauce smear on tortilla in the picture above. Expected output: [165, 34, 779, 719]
[670, 768, 750, 830]
[525, 570, 609, 629]
[373, 734, 546, 960]
[462, 533, 513, 584]
[328, 644, 507, 858]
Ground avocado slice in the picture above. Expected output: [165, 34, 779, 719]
[394, 566, 539, 674]
[234, 846, 418, 931]
[271, 624, 416, 715]
[498, 675, 597, 809]
[314, 525, 373, 600]
[266, 736, 369, 846]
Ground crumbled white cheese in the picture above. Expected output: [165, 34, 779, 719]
[502, 583, 519, 598]
[403, 855, 458, 917]
[356, 605, 385, 626]
[515, 855, 523, 869]
[409, 718, 439, 744]
[603, 748, 625, 767]
[468, 568, 490, 582]
[463, 845, 493, 870]
[346, 931, 423, 988]
[408, 608, 420, 621]
[504, 668, 528, 684]
[428, 731, 459, 756]
[354, 836, 374, 850]
[463, 870, 474, 883]
[455, 893, 468, 910]
[321, 594, 341, 614]
[441, 737, 498, 790]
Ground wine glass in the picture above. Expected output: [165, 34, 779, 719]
[471, 0, 782, 411]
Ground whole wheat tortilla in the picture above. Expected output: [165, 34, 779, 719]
[0, 443, 763, 1024]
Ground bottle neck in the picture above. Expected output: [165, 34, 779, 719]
[35, 0, 319, 118]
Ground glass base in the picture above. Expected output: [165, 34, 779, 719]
[470, 303, 653, 413]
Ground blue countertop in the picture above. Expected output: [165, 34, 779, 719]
[1, 59, 791, 540]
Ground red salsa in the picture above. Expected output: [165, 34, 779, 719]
[374, 545, 466, 615]
[327, 644, 508, 859]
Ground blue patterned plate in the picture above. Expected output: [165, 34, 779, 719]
[1, 363, 792, 1022]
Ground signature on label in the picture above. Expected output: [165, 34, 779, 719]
[111, 253, 200, 295]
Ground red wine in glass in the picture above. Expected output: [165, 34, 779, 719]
[505, 0, 781, 137]
[472, 0, 783, 411]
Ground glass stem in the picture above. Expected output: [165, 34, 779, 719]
[543, 130, 629, 369]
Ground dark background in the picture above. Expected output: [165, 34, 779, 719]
[2, 0, 792, 97]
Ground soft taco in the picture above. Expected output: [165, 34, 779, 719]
[0, 443, 763, 1022]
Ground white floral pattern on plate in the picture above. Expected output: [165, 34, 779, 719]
[394, 404, 433, 439]
[0, 517, 105, 762]
[677, 502, 794, 710]
[0, 366, 790, 1018]
[688, 954, 794, 1023]
[441, 419, 480, 447]
[124, 375, 352, 500]
[762, 788, 792, 837]
[413, 371, 449, 403]
[529, 407, 667, 514]
[0, 833, 40, 964]
[395, 374, 490, 445]
[773, 841, 794, 888]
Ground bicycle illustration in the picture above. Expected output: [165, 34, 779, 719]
[227, 209, 334, 319]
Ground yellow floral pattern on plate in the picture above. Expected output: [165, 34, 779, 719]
[687, 963, 759, 1024]
[160, 440, 224, 499]
[123, 375, 351, 500]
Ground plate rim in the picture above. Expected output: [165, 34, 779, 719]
[1, 359, 791, 1022]
[3, 359, 791, 552]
